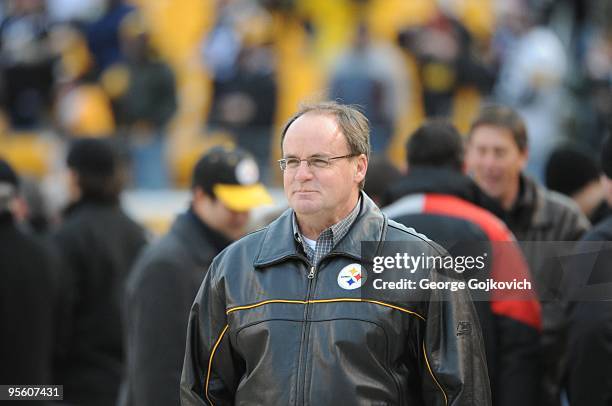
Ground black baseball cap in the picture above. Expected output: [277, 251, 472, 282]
[192, 145, 272, 211]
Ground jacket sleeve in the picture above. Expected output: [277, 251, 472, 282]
[419, 261, 492, 406]
[124, 259, 196, 406]
[180, 260, 241, 406]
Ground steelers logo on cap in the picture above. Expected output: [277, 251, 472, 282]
[235, 158, 259, 185]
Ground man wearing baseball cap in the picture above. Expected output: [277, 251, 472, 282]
[120, 145, 272, 406]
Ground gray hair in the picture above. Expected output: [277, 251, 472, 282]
[280, 101, 371, 188]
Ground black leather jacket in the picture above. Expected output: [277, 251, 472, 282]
[181, 194, 491, 405]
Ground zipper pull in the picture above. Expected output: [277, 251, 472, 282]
[307, 266, 316, 279]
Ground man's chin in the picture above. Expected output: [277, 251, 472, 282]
[482, 187, 504, 200]
[291, 201, 322, 217]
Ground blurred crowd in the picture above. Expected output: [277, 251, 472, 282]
[0, 0, 609, 224]
[1, 0, 612, 405]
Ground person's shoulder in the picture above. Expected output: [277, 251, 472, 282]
[386, 218, 429, 240]
[542, 187, 586, 218]
[385, 218, 447, 256]
[220, 226, 268, 259]
[126, 233, 194, 296]
[582, 216, 612, 242]
[133, 231, 182, 268]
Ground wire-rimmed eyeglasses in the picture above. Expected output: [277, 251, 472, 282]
[278, 154, 357, 171]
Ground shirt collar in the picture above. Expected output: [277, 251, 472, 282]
[254, 192, 385, 267]
[292, 196, 361, 247]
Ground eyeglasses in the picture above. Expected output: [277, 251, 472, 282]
[278, 154, 357, 171]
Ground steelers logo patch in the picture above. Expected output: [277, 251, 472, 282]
[337, 264, 365, 290]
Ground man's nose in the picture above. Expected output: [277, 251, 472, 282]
[294, 161, 314, 181]
[483, 153, 499, 169]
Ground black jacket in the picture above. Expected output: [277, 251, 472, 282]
[565, 216, 612, 406]
[507, 175, 590, 406]
[507, 175, 590, 243]
[385, 167, 505, 219]
[383, 168, 541, 406]
[52, 200, 147, 406]
[120, 210, 231, 406]
[181, 194, 491, 405]
[0, 213, 58, 405]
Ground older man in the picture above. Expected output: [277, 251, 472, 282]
[181, 102, 490, 405]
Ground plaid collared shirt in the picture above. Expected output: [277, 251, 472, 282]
[292, 197, 361, 266]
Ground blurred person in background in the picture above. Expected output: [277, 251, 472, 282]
[545, 142, 611, 224]
[204, 0, 277, 183]
[85, 0, 134, 75]
[384, 120, 541, 406]
[465, 105, 590, 242]
[396, 7, 494, 117]
[362, 154, 402, 207]
[47, 0, 101, 24]
[0, 0, 54, 129]
[599, 134, 612, 223]
[564, 134, 612, 406]
[52, 138, 147, 406]
[110, 10, 176, 188]
[120, 146, 272, 406]
[18, 175, 53, 234]
[570, 2, 612, 152]
[201, 0, 244, 83]
[465, 104, 589, 406]
[52, 22, 117, 138]
[0, 158, 58, 398]
[330, 22, 408, 153]
[492, 0, 569, 182]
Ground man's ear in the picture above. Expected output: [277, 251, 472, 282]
[67, 169, 81, 202]
[355, 154, 368, 183]
[192, 186, 203, 200]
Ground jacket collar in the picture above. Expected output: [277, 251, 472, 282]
[62, 198, 118, 218]
[171, 211, 223, 266]
[386, 167, 505, 218]
[254, 191, 385, 267]
[510, 174, 552, 229]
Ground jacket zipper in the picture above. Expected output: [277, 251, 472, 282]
[302, 264, 318, 406]
[318, 256, 403, 405]
[307, 266, 315, 279]
[294, 259, 315, 406]
[299, 253, 360, 405]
